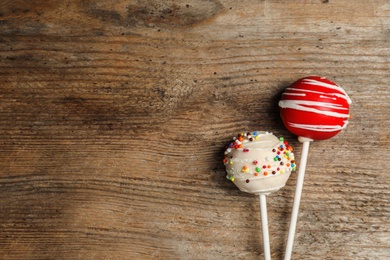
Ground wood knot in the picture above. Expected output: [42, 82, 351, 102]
[85, 0, 224, 29]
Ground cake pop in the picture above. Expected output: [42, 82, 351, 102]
[279, 76, 351, 260]
[279, 76, 351, 141]
[224, 131, 296, 260]
[224, 131, 296, 195]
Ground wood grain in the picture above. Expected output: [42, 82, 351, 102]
[0, 0, 389, 259]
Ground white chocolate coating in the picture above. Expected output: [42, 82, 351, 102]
[224, 131, 296, 195]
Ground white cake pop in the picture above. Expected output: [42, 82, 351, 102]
[224, 131, 296, 195]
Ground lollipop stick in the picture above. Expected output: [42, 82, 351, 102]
[259, 194, 271, 260]
[284, 139, 311, 260]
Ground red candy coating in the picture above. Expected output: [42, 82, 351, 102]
[279, 76, 351, 140]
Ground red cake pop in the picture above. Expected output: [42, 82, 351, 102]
[279, 76, 352, 259]
[279, 76, 351, 140]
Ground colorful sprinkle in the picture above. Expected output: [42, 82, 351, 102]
[224, 134, 296, 184]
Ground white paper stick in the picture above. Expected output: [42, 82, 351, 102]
[284, 138, 312, 260]
[259, 194, 271, 260]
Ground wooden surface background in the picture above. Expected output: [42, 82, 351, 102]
[1, 0, 389, 259]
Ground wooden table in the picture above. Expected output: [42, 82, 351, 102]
[1, 1, 389, 259]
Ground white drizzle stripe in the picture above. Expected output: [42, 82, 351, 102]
[282, 93, 306, 96]
[286, 87, 350, 103]
[286, 87, 328, 95]
[302, 79, 352, 104]
[279, 100, 350, 118]
[281, 100, 348, 110]
[320, 95, 337, 100]
[288, 122, 347, 132]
